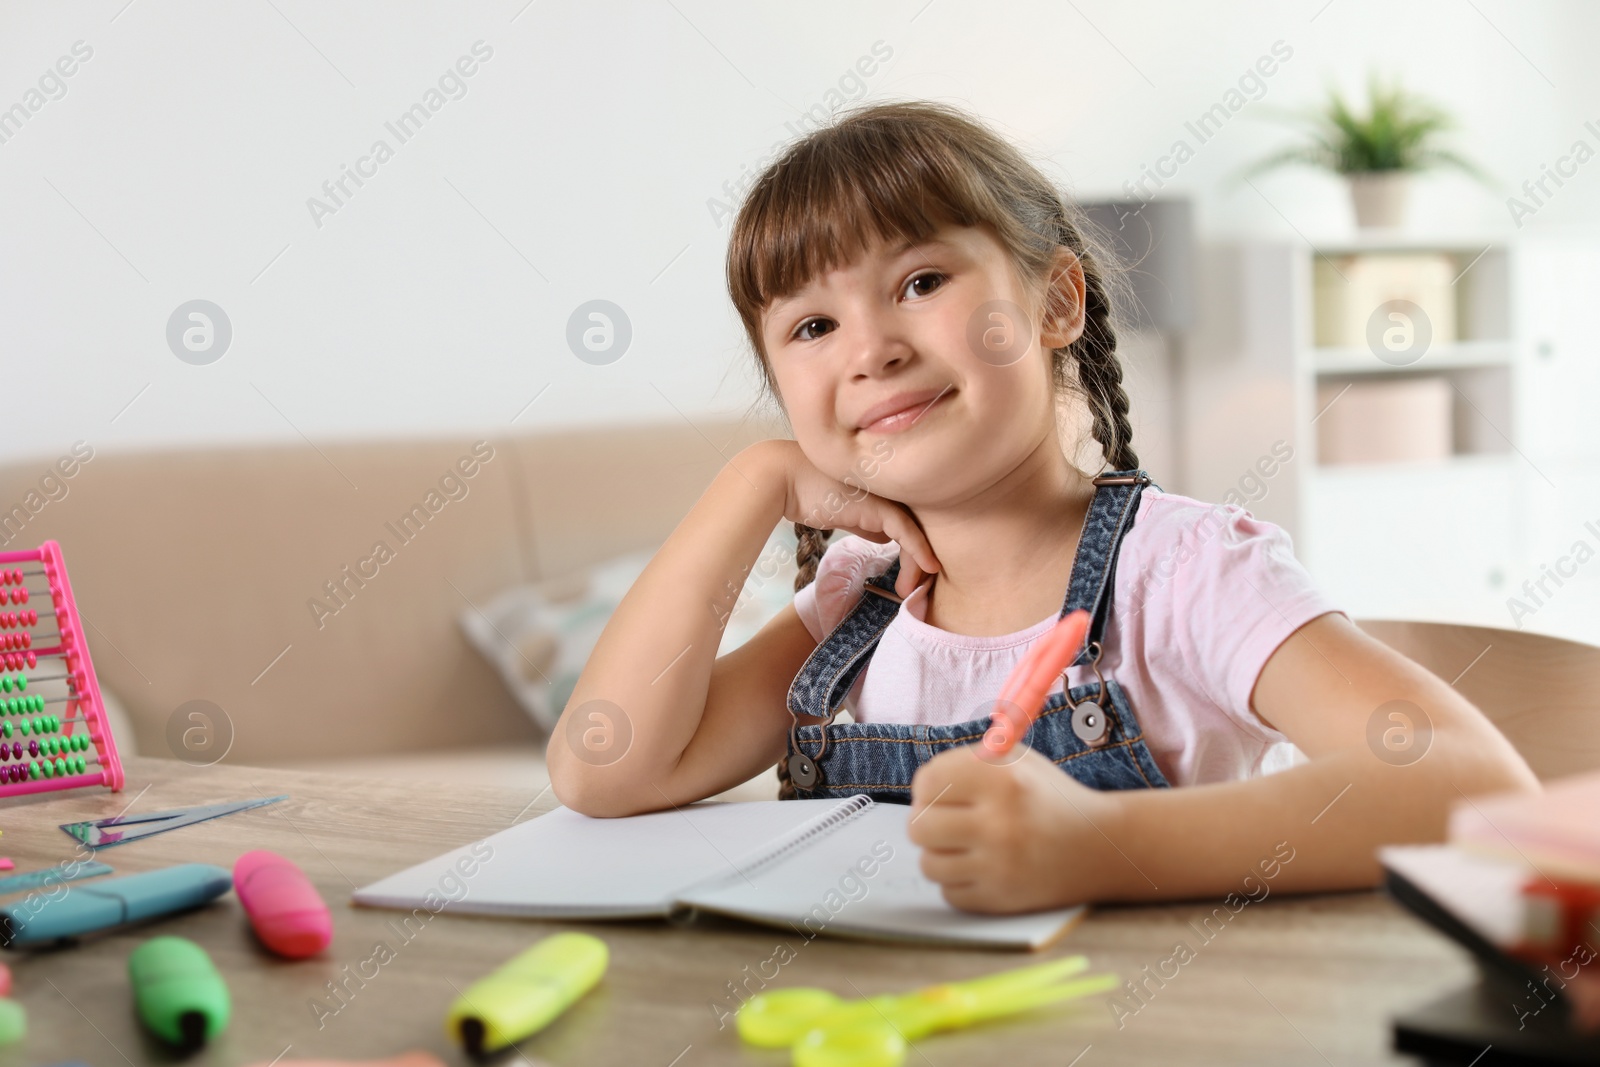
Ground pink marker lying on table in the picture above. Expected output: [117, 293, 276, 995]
[233, 850, 332, 958]
[981, 609, 1092, 757]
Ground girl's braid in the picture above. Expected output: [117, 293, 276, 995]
[792, 522, 833, 592]
[1071, 249, 1140, 474]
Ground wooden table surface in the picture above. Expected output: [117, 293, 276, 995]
[0, 757, 1475, 1066]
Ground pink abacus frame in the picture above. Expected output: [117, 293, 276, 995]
[0, 541, 124, 796]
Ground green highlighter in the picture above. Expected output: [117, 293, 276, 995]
[128, 936, 230, 1049]
[446, 932, 607, 1057]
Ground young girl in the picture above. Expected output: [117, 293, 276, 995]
[547, 100, 1537, 914]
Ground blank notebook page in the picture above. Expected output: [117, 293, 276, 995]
[676, 802, 1085, 949]
[354, 798, 845, 918]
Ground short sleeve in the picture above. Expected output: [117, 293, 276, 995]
[792, 535, 899, 642]
[1160, 504, 1348, 736]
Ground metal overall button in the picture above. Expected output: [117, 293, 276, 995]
[1069, 640, 1111, 746]
[787, 751, 821, 789]
[787, 709, 837, 789]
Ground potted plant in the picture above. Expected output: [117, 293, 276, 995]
[1241, 75, 1489, 229]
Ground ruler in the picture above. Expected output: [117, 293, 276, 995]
[0, 861, 114, 896]
[61, 794, 288, 848]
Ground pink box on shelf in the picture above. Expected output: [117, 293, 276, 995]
[1315, 377, 1452, 465]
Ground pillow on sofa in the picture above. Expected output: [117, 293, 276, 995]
[460, 524, 801, 734]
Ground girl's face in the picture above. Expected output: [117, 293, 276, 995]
[760, 222, 1085, 508]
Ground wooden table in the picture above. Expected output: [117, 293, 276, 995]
[0, 757, 1475, 1066]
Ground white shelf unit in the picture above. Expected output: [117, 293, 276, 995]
[1299, 238, 1527, 628]
[1177, 235, 1600, 642]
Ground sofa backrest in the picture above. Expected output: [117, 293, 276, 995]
[0, 418, 781, 765]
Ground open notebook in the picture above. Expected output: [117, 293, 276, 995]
[353, 794, 1085, 950]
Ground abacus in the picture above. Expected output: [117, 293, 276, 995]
[0, 541, 123, 796]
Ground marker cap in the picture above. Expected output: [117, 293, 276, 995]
[128, 935, 230, 1048]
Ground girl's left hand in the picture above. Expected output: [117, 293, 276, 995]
[907, 745, 1127, 913]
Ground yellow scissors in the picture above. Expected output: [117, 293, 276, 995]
[736, 955, 1118, 1067]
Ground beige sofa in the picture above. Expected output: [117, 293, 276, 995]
[0, 418, 786, 800]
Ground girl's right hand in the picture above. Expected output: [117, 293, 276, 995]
[749, 440, 941, 600]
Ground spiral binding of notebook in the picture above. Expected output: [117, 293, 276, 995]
[717, 794, 875, 885]
[0, 541, 124, 796]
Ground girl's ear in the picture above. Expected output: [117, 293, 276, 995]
[1040, 247, 1087, 349]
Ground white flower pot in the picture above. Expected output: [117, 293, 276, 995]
[1347, 171, 1410, 229]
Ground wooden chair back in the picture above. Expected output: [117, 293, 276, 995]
[1356, 618, 1600, 781]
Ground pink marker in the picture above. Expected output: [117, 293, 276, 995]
[233, 850, 332, 959]
[982, 609, 1091, 757]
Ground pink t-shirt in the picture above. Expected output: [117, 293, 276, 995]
[791, 488, 1347, 787]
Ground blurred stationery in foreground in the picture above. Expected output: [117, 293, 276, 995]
[1382, 772, 1600, 1043]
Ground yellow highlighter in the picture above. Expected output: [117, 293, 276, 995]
[445, 932, 608, 1057]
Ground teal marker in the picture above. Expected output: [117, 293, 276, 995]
[128, 936, 230, 1049]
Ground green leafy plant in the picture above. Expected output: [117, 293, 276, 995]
[1240, 75, 1490, 181]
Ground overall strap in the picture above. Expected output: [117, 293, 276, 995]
[1063, 470, 1156, 667]
[785, 560, 905, 722]
[785, 468, 1158, 720]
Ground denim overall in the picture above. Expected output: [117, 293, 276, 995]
[781, 470, 1173, 803]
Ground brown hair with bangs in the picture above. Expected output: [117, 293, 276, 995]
[725, 99, 1138, 595]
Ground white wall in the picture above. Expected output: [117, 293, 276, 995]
[3, 0, 1596, 464]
